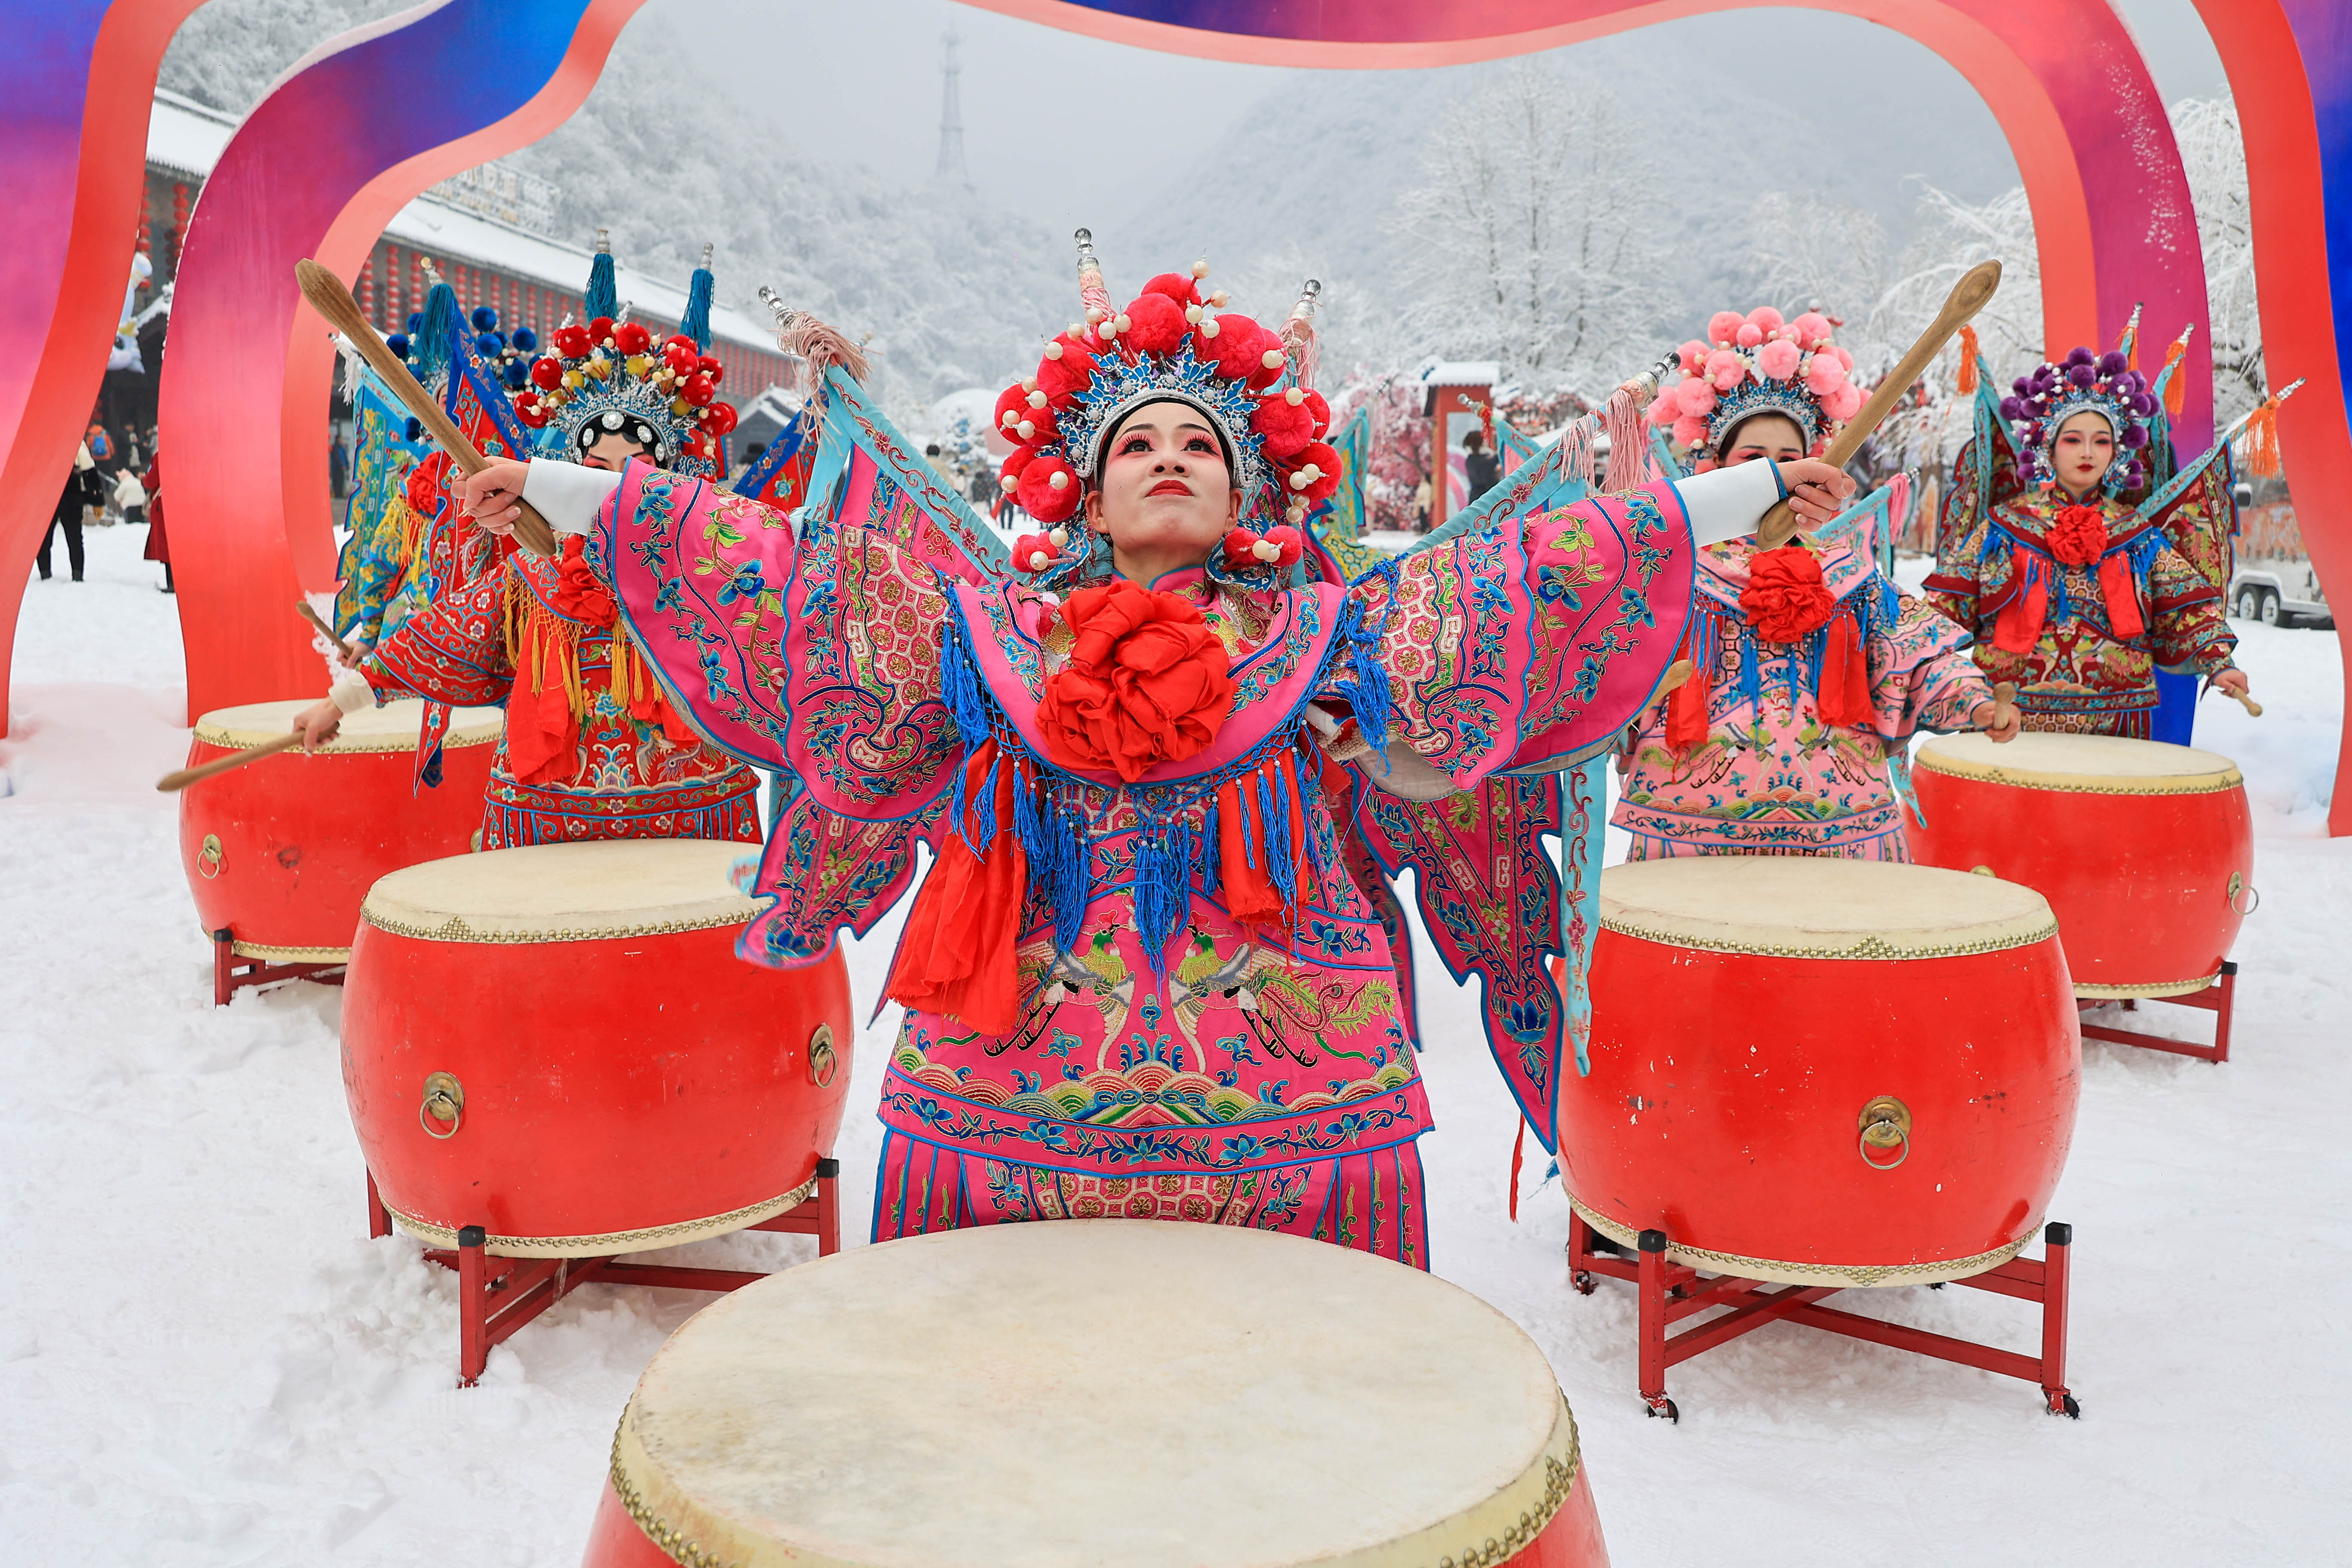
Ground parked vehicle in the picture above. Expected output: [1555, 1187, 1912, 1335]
[2229, 485, 2333, 628]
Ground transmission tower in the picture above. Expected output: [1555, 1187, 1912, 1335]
[935, 28, 970, 186]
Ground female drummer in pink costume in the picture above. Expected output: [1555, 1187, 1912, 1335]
[291, 240, 760, 848]
[463, 248, 1853, 1262]
[1620, 307, 2015, 860]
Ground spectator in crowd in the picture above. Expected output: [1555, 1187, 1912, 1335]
[142, 447, 171, 592]
[1413, 475, 1432, 533]
[1463, 429, 1500, 508]
[39, 444, 104, 582]
[85, 418, 114, 470]
[329, 430, 349, 500]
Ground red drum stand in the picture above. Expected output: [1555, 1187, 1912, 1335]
[211, 927, 344, 1004]
[368, 1163, 844, 1387]
[2077, 961, 2238, 1064]
[1568, 1214, 2078, 1423]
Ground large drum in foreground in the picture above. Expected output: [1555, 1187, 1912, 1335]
[1562, 859, 2079, 1286]
[582, 1222, 1608, 1568]
[344, 840, 851, 1256]
[1908, 732, 2254, 998]
[178, 698, 501, 962]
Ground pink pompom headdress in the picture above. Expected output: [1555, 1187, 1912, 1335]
[994, 230, 1335, 581]
[1645, 305, 1865, 459]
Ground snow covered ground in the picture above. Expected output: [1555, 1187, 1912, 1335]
[3, 522, 2348, 1565]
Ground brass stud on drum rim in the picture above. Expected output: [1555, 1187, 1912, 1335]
[420, 1071, 465, 1138]
[1858, 1093, 1911, 1171]
[808, 1024, 839, 1089]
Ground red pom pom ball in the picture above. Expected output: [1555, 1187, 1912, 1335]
[1017, 454, 1081, 523]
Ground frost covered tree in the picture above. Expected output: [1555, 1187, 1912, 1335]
[1395, 64, 1672, 392]
[2172, 95, 2264, 428]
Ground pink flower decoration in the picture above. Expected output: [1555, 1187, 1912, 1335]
[1707, 310, 1746, 346]
[1791, 312, 1833, 349]
[1833, 344, 1854, 372]
[1756, 340, 1802, 381]
[1805, 354, 1849, 393]
[1678, 340, 1711, 374]
[1672, 414, 1708, 447]
[1676, 376, 1718, 416]
[1735, 322, 1764, 348]
[1647, 390, 1681, 426]
[1828, 382, 1865, 421]
[1746, 305, 1785, 333]
[1705, 348, 1747, 389]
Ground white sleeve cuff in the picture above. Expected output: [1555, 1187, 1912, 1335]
[328, 671, 377, 715]
[1670, 459, 1788, 547]
[522, 458, 625, 538]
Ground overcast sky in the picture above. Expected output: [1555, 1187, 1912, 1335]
[674, 0, 2230, 205]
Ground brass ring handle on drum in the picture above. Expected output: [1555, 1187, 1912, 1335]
[808, 1024, 839, 1089]
[2228, 872, 2260, 917]
[420, 1072, 465, 1139]
[197, 834, 224, 879]
[1858, 1094, 1911, 1172]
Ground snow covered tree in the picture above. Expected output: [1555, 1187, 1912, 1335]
[2171, 94, 2264, 429]
[1394, 64, 1673, 393]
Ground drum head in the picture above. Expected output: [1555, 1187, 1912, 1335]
[611, 1222, 1578, 1568]
[361, 840, 756, 943]
[1916, 732, 2241, 794]
[1601, 857, 2055, 959]
[196, 697, 502, 752]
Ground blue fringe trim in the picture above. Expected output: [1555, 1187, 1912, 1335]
[682, 263, 715, 351]
[585, 249, 618, 322]
[1133, 817, 1192, 976]
[1257, 769, 1296, 906]
[1332, 587, 1396, 750]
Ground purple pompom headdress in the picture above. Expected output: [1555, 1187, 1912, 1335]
[2001, 342, 2156, 491]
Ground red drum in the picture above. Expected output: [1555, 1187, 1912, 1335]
[1562, 859, 2080, 1286]
[343, 840, 851, 1255]
[178, 699, 500, 963]
[582, 1222, 1607, 1568]
[1908, 732, 2254, 998]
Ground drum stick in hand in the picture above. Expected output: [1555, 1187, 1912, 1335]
[297, 602, 357, 665]
[156, 732, 304, 793]
[2227, 687, 2263, 718]
[1756, 260, 2003, 551]
[293, 259, 557, 557]
[1991, 681, 2018, 732]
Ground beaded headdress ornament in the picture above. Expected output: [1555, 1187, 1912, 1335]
[514, 233, 741, 479]
[1645, 306, 1866, 459]
[997, 230, 1338, 588]
[2000, 336, 2156, 492]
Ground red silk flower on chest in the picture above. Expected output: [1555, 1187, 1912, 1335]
[551, 536, 616, 627]
[1739, 545, 1836, 643]
[1036, 579, 1234, 782]
[2046, 504, 2109, 567]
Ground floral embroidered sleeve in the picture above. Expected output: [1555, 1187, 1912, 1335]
[2147, 544, 2237, 674]
[361, 567, 514, 709]
[1337, 478, 1700, 784]
[1875, 591, 1992, 737]
[584, 458, 977, 823]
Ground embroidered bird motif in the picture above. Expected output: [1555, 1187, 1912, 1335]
[1010, 929, 1136, 1053]
[1168, 930, 1287, 1050]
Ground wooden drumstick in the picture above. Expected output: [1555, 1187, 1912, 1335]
[1757, 260, 2003, 551]
[2227, 687, 2263, 718]
[1656, 657, 1695, 696]
[1991, 680, 2018, 732]
[296, 601, 357, 665]
[293, 259, 558, 557]
[156, 732, 304, 793]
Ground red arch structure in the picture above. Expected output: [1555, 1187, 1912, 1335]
[0, 1, 204, 735]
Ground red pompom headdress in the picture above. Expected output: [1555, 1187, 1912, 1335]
[996, 230, 1334, 576]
